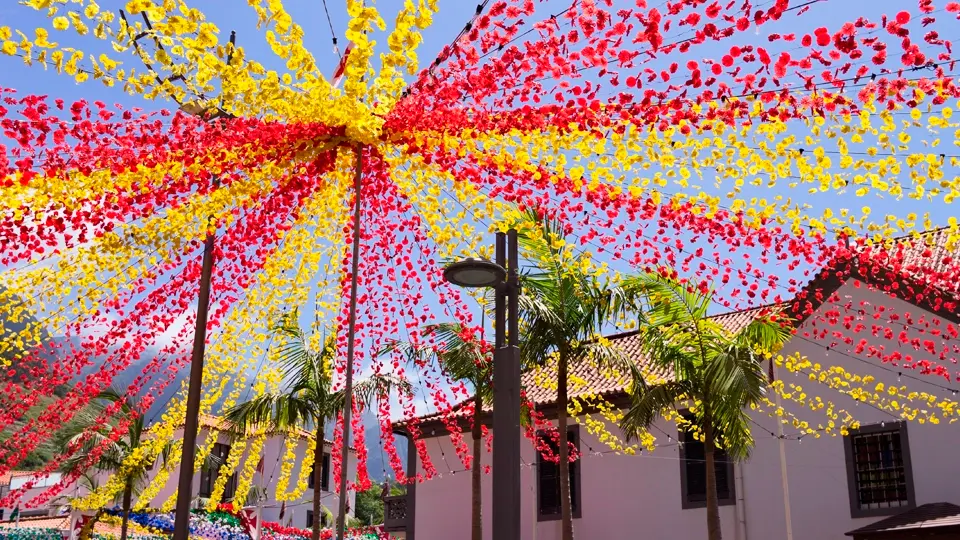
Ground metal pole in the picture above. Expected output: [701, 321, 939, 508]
[492, 230, 521, 540]
[172, 208, 218, 540]
[772, 363, 794, 540]
[506, 230, 519, 349]
[494, 233, 506, 350]
[256, 502, 262, 540]
[404, 431, 417, 540]
[336, 147, 364, 540]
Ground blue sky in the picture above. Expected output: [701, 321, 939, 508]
[2, 0, 959, 425]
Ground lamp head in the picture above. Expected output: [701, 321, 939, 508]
[442, 258, 506, 288]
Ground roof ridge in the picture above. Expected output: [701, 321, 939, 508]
[892, 225, 952, 240]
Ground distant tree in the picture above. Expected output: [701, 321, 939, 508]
[354, 483, 405, 526]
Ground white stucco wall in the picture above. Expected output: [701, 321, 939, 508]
[0, 473, 69, 519]
[146, 427, 356, 530]
[412, 280, 960, 540]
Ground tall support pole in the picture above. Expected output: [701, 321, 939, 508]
[506, 230, 519, 350]
[494, 233, 506, 350]
[404, 430, 417, 540]
[775, 393, 794, 540]
[336, 147, 364, 540]
[172, 208, 218, 540]
[769, 360, 794, 540]
[492, 230, 521, 540]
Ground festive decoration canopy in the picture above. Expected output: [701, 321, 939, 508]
[1, 0, 960, 510]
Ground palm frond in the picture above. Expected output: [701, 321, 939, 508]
[59, 427, 125, 474]
[619, 380, 692, 441]
[425, 323, 490, 383]
[334, 374, 412, 412]
[377, 339, 425, 364]
[516, 290, 563, 366]
[203, 450, 226, 471]
[95, 387, 148, 446]
[224, 393, 315, 433]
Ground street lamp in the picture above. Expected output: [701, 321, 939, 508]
[443, 231, 521, 540]
[443, 258, 506, 288]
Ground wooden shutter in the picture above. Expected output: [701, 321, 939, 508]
[321, 453, 331, 491]
[537, 432, 561, 517]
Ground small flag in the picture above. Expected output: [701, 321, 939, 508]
[332, 43, 354, 89]
[10, 506, 18, 521]
[240, 507, 260, 540]
[255, 457, 264, 474]
[69, 511, 93, 540]
[278, 501, 286, 521]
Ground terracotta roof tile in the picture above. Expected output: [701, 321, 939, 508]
[0, 515, 69, 530]
[0, 471, 37, 486]
[517, 304, 774, 408]
[859, 227, 960, 297]
[411, 304, 775, 425]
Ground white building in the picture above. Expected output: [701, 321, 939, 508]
[149, 415, 357, 530]
[0, 471, 68, 520]
[0, 415, 357, 531]
[390, 230, 960, 540]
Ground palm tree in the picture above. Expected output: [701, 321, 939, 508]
[225, 309, 411, 540]
[58, 388, 156, 540]
[381, 322, 495, 540]
[515, 209, 645, 540]
[617, 274, 792, 540]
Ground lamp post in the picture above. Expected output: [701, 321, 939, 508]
[443, 231, 521, 540]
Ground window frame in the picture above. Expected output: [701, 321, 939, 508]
[536, 424, 582, 522]
[198, 464, 214, 498]
[306, 510, 328, 529]
[677, 420, 737, 510]
[843, 421, 916, 519]
[308, 452, 331, 491]
[321, 452, 331, 491]
[199, 442, 237, 499]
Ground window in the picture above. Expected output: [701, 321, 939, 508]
[678, 420, 735, 509]
[844, 422, 915, 518]
[308, 453, 331, 491]
[536, 425, 581, 521]
[199, 443, 237, 499]
[306, 511, 328, 529]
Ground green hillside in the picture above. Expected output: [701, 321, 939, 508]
[0, 392, 105, 470]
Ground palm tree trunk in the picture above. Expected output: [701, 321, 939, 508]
[312, 424, 326, 540]
[120, 477, 133, 540]
[703, 416, 722, 540]
[471, 390, 483, 540]
[557, 349, 574, 540]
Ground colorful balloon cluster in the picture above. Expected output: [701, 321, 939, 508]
[0, 0, 959, 506]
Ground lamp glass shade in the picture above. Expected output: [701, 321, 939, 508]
[443, 258, 506, 288]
